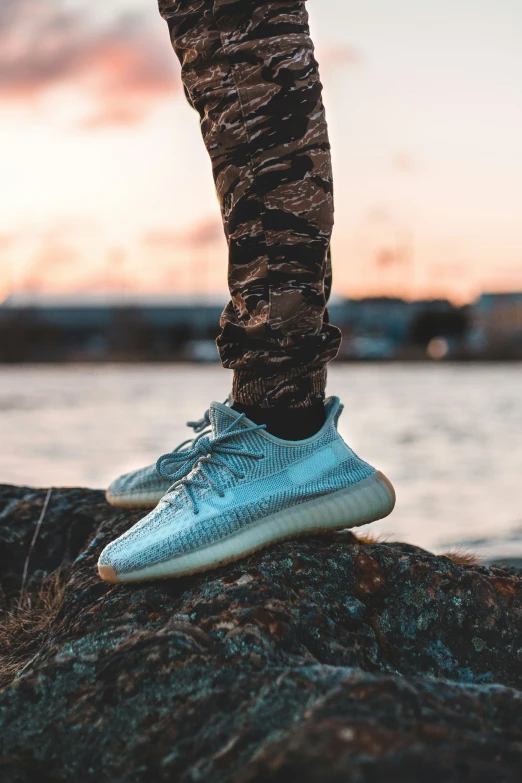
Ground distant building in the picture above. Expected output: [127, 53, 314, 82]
[0, 294, 223, 362]
[339, 297, 411, 340]
[1, 293, 224, 336]
[0, 291, 515, 362]
[469, 293, 522, 356]
[335, 297, 463, 358]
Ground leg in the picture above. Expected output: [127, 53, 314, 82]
[100, 1, 397, 582]
[159, 0, 341, 411]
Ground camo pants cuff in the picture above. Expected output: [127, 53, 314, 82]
[232, 367, 326, 409]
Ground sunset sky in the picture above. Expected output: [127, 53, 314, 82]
[1, 0, 521, 304]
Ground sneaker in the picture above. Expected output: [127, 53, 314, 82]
[105, 407, 215, 509]
[98, 397, 395, 583]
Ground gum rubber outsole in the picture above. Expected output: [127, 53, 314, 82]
[98, 471, 396, 584]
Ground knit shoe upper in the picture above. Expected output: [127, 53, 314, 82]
[105, 407, 214, 509]
[98, 397, 395, 583]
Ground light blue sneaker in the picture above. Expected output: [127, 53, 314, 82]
[105, 408, 214, 509]
[98, 397, 395, 583]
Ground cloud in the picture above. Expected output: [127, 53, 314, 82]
[0, 234, 13, 252]
[0, 221, 100, 298]
[318, 44, 364, 72]
[184, 219, 224, 248]
[375, 247, 404, 268]
[0, 217, 227, 299]
[363, 205, 392, 224]
[143, 218, 224, 251]
[21, 239, 81, 292]
[325, 45, 363, 66]
[392, 152, 417, 173]
[0, 0, 180, 127]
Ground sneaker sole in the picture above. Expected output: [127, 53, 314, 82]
[105, 490, 167, 510]
[99, 470, 396, 584]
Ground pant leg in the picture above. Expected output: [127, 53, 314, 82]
[158, 0, 341, 407]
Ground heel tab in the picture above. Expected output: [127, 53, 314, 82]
[325, 396, 343, 428]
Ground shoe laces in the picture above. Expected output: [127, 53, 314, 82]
[156, 396, 231, 472]
[156, 414, 266, 514]
[186, 409, 211, 434]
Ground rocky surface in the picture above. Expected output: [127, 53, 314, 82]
[1, 484, 522, 782]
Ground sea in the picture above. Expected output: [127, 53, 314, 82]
[1, 362, 521, 562]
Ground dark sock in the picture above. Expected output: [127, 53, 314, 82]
[231, 401, 326, 441]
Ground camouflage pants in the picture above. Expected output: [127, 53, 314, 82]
[158, 0, 341, 407]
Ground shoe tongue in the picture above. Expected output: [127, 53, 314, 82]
[209, 401, 242, 436]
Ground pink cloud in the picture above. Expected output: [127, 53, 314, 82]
[318, 44, 364, 72]
[143, 218, 224, 251]
[0, 234, 13, 251]
[0, 0, 180, 127]
[392, 152, 417, 173]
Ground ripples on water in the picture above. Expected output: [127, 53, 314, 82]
[1, 363, 521, 560]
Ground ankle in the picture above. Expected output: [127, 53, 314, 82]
[231, 401, 326, 441]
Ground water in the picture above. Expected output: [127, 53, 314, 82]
[1, 363, 521, 560]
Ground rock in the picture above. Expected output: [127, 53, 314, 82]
[488, 557, 522, 574]
[1, 484, 522, 782]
